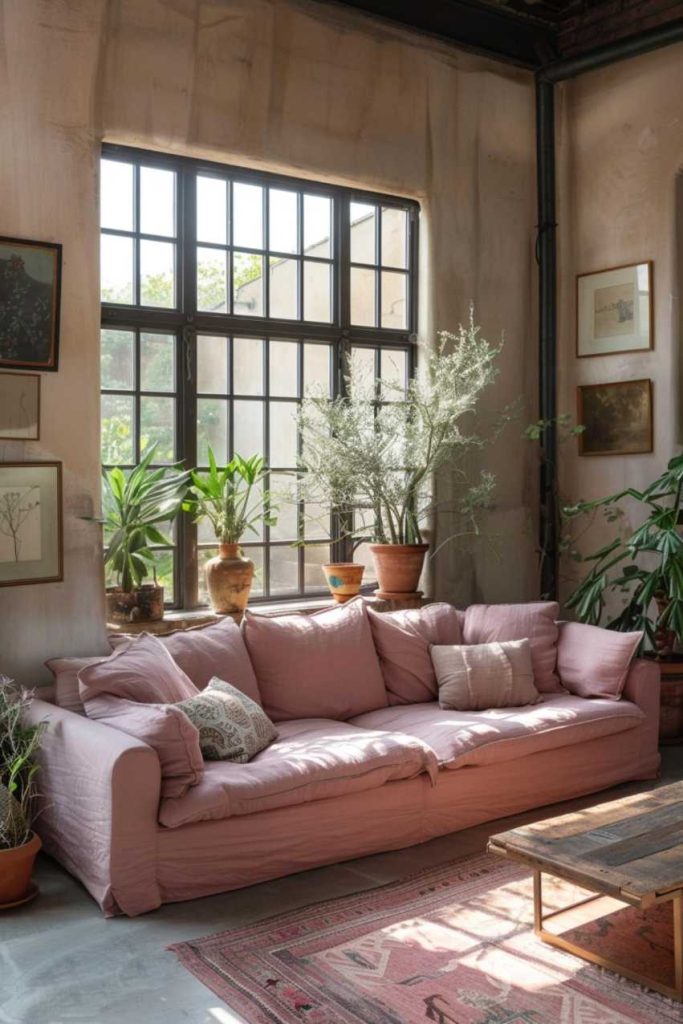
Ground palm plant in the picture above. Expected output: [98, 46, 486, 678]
[0, 683, 44, 851]
[183, 449, 276, 544]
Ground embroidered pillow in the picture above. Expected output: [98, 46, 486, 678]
[176, 677, 278, 762]
[431, 639, 541, 711]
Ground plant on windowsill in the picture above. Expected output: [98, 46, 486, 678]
[183, 450, 277, 615]
[297, 310, 505, 599]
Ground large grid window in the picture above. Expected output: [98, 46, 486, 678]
[100, 145, 419, 607]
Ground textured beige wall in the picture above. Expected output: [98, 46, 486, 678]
[0, 0, 538, 684]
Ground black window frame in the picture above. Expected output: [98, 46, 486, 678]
[100, 143, 420, 608]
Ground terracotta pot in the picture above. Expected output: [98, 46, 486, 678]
[322, 563, 365, 603]
[105, 584, 164, 624]
[655, 592, 677, 657]
[369, 543, 429, 595]
[0, 832, 41, 907]
[205, 543, 255, 614]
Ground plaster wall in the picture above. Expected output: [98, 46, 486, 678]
[0, 0, 538, 685]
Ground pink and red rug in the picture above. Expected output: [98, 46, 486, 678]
[170, 853, 682, 1023]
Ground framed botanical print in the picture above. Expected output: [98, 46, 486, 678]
[0, 236, 62, 371]
[577, 379, 653, 457]
[0, 372, 40, 440]
[0, 462, 63, 586]
[576, 261, 653, 358]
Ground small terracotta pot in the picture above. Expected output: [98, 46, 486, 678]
[205, 543, 255, 615]
[369, 543, 429, 595]
[322, 563, 365, 603]
[105, 585, 164, 624]
[0, 832, 41, 906]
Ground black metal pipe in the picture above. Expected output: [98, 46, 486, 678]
[540, 16, 683, 83]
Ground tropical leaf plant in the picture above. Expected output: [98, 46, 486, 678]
[183, 449, 277, 545]
[0, 682, 45, 851]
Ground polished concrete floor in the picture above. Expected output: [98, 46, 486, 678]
[2, 748, 681, 1024]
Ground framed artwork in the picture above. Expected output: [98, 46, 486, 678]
[0, 462, 63, 586]
[576, 261, 653, 357]
[0, 373, 40, 440]
[577, 379, 653, 457]
[0, 236, 62, 371]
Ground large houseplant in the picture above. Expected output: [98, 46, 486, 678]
[298, 312, 502, 596]
[183, 449, 276, 614]
[0, 683, 45, 908]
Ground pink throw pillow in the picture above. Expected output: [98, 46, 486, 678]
[463, 602, 562, 693]
[243, 598, 388, 721]
[367, 603, 462, 704]
[45, 657, 102, 713]
[78, 633, 198, 704]
[557, 621, 642, 700]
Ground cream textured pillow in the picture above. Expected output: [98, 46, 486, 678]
[431, 639, 541, 711]
[176, 677, 277, 762]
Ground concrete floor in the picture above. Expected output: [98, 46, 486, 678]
[2, 748, 681, 1024]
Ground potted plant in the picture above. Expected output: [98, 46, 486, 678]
[183, 449, 276, 614]
[0, 682, 45, 908]
[101, 444, 190, 624]
[298, 312, 503, 598]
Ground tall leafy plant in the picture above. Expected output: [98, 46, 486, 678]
[0, 683, 45, 850]
[183, 449, 276, 544]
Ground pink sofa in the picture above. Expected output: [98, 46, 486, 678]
[28, 602, 661, 917]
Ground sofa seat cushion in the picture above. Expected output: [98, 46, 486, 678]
[350, 695, 644, 771]
[158, 718, 437, 827]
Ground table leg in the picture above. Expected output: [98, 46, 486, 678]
[674, 894, 683, 999]
[533, 870, 543, 934]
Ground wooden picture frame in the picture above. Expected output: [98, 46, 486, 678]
[0, 236, 62, 371]
[576, 261, 653, 358]
[577, 379, 653, 457]
[0, 372, 41, 440]
[0, 462, 63, 586]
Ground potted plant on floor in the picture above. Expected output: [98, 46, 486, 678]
[101, 444, 190, 624]
[0, 683, 45, 909]
[183, 449, 277, 615]
[298, 311, 503, 600]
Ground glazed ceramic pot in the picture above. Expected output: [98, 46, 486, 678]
[0, 832, 41, 907]
[369, 543, 429, 596]
[105, 584, 164, 624]
[205, 543, 255, 614]
[322, 563, 365, 603]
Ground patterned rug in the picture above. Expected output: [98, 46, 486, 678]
[170, 853, 683, 1023]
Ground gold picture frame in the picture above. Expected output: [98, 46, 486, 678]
[576, 261, 653, 358]
[577, 379, 653, 457]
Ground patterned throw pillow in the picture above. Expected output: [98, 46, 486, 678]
[176, 677, 277, 762]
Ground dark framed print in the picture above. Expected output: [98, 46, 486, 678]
[576, 261, 653, 358]
[0, 236, 62, 370]
[0, 372, 40, 440]
[577, 379, 653, 457]
[0, 462, 63, 586]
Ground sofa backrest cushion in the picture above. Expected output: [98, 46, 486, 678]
[367, 603, 462, 704]
[557, 621, 642, 700]
[243, 598, 388, 721]
[45, 656, 102, 713]
[432, 639, 541, 711]
[78, 633, 199, 704]
[463, 602, 562, 693]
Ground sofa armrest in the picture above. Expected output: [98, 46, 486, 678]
[26, 699, 162, 916]
[622, 658, 661, 774]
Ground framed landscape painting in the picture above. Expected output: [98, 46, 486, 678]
[0, 462, 63, 586]
[0, 372, 40, 440]
[577, 379, 653, 457]
[0, 236, 62, 371]
[576, 261, 652, 357]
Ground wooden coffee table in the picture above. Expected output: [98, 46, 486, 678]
[488, 781, 683, 1001]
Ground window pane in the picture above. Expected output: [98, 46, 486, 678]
[101, 234, 134, 304]
[140, 166, 175, 237]
[140, 240, 175, 308]
[197, 398, 228, 464]
[350, 346, 377, 391]
[351, 267, 377, 326]
[269, 257, 298, 320]
[233, 399, 264, 458]
[304, 498, 331, 540]
[381, 271, 407, 329]
[197, 335, 229, 394]
[101, 393, 135, 464]
[233, 337, 263, 395]
[303, 260, 332, 323]
[270, 340, 298, 397]
[304, 544, 331, 592]
[353, 541, 377, 586]
[233, 252, 264, 316]
[380, 348, 408, 399]
[101, 329, 135, 390]
[270, 545, 299, 594]
[270, 472, 298, 540]
[381, 207, 408, 269]
[350, 202, 376, 264]
[269, 189, 298, 254]
[304, 194, 331, 258]
[197, 176, 227, 244]
[141, 333, 175, 392]
[269, 401, 298, 467]
[304, 343, 331, 396]
[153, 549, 175, 604]
[140, 396, 175, 462]
[100, 160, 134, 231]
[197, 247, 228, 313]
[233, 182, 263, 249]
